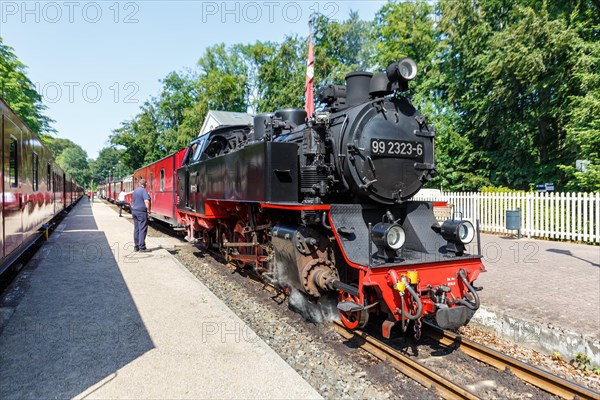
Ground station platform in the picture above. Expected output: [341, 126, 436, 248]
[474, 233, 599, 365]
[0, 199, 321, 399]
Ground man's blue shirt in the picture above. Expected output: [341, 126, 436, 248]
[132, 187, 150, 211]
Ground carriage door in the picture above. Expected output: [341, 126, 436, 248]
[62, 173, 66, 208]
[3, 116, 23, 256]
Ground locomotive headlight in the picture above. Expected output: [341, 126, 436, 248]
[441, 220, 475, 245]
[372, 223, 406, 250]
[397, 57, 418, 81]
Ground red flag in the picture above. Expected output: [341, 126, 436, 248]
[305, 31, 314, 117]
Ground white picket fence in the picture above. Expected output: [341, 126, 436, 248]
[414, 192, 600, 243]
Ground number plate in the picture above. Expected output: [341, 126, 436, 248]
[370, 139, 424, 159]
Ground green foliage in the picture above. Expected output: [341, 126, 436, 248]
[89, 147, 129, 183]
[572, 352, 592, 371]
[313, 11, 375, 85]
[178, 44, 250, 148]
[426, 0, 600, 191]
[40, 136, 80, 158]
[480, 186, 528, 193]
[0, 37, 54, 135]
[156, 71, 201, 153]
[372, 0, 436, 109]
[252, 37, 305, 112]
[56, 146, 90, 185]
[110, 100, 161, 172]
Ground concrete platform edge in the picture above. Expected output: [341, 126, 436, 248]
[472, 305, 600, 367]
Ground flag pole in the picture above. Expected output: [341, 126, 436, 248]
[305, 15, 315, 117]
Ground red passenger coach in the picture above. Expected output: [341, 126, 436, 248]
[1, 98, 83, 274]
[133, 148, 186, 225]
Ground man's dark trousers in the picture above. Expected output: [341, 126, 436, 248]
[132, 210, 148, 249]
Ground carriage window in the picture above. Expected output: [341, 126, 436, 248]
[160, 168, 165, 192]
[33, 153, 39, 191]
[149, 172, 153, 190]
[9, 137, 18, 187]
[47, 164, 52, 191]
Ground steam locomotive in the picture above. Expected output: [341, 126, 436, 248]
[107, 58, 485, 338]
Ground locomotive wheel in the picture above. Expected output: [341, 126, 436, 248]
[201, 229, 212, 250]
[232, 222, 250, 268]
[338, 287, 369, 330]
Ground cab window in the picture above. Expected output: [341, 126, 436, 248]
[191, 137, 208, 162]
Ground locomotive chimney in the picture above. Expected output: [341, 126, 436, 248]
[345, 71, 373, 107]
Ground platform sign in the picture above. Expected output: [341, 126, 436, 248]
[536, 183, 555, 192]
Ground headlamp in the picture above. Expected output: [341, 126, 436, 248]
[387, 57, 418, 82]
[372, 223, 405, 260]
[440, 219, 475, 255]
[397, 57, 418, 81]
[441, 220, 475, 244]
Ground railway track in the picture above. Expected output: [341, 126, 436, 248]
[332, 321, 480, 400]
[423, 322, 599, 400]
[333, 321, 599, 400]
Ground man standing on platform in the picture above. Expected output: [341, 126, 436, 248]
[132, 179, 151, 252]
[117, 189, 127, 217]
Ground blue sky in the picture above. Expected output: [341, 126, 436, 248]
[0, 1, 384, 158]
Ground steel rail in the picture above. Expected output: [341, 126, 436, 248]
[423, 322, 599, 400]
[332, 321, 481, 400]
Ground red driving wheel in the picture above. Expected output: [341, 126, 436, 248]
[338, 288, 369, 329]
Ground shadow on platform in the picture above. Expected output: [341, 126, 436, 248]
[546, 248, 600, 268]
[0, 200, 154, 398]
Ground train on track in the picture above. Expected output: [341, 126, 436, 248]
[102, 58, 485, 338]
[0, 99, 83, 275]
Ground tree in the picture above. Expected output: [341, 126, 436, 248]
[313, 11, 375, 85]
[110, 100, 162, 171]
[89, 147, 128, 183]
[156, 71, 200, 153]
[39, 136, 80, 158]
[254, 36, 306, 112]
[0, 37, 54, 135]
[560, 38, 600, 191]
[179, 43, 251, 141]
[56, 146, 90, 185]
[372, 0, 436, 107]
[433, 0, 599, 190]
